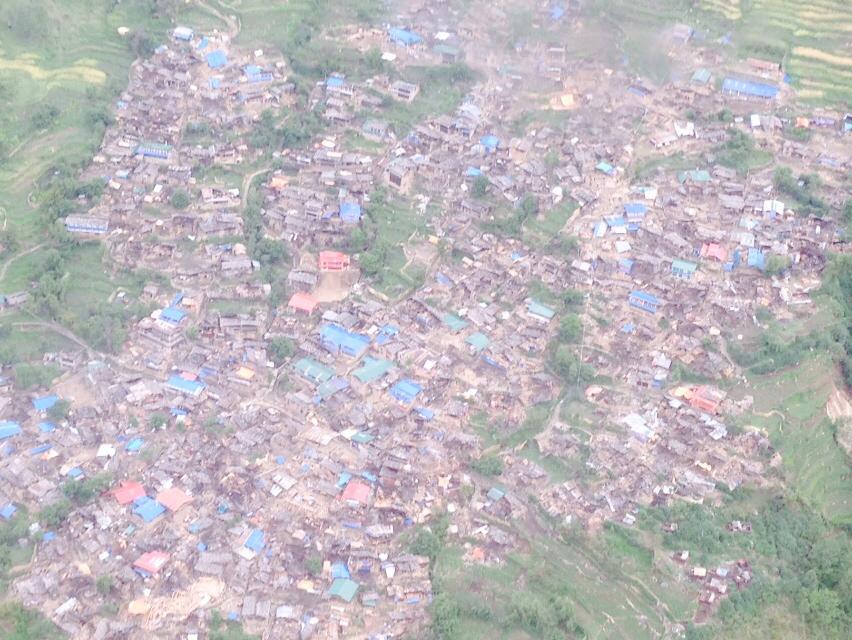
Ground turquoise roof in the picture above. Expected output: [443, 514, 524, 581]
[466, 332, 490, 351]
[526, 299, 556, 320]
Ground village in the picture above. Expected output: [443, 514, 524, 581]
[0, 2, 850, 639]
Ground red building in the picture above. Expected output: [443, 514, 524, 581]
[319, 251, 350, 271]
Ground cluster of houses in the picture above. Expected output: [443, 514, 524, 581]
[2, 4, 850, 639]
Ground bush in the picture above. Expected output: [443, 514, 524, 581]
[470, 454, 503, 476]
[170, 189, 191, 209]
[40, 500, 72, 527]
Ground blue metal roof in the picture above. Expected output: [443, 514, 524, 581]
[0, 421, 22, 440]
[480, 135, 500, 151]
[245, 529, 265, 552]
[167, 375, 205, 396]
[340, 202, 362, 223]
[722, 77, 778, 99]
[747, 248, 766, 269]
[629, 290, 659, 305]
[390, 379, 422, 404]
[126, 437, 144, 452]
[206, 50, 228, 69]
[160, 306, 186, 324]
[33, 395, 59, 412]
[0, 503, 16, 520]
[133, 497, 166, 523]
[624, 202, 647, 215]
[321, 324, 370, 357]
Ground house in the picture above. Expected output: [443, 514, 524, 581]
[294, 358, 334, 385]
[526, 299, 556, 323]
[206, 50, 228, 69]
[362, 119, 390, 142]
[288, 292, 318, 315]
[689, 386, 726, 413]
[389, 80, 420, 102]
[628, 290, 660, 314]
[671, 259, 698, 279]
[173, 26, 194, 41]
[388, 27, 422, 47]
[390, 379, 422, 404]
[320, 324, 370, 358]
[702, 242, 728, 262]
[386, 159, 414, 192]
[65, 215, 109, 235]
[340, 202, 362, 223]
[135, 141, 172, 160]
[722, 77, 779, 100]
[166, 375, 205, 397]
[352, 357, 394, 384]
[433, 44, 463, 64]
[318, 251, 350, 271]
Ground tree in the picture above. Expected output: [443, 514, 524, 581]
[764, 254, 791, 276]
[128, 30, 157, 58]
[96, 575, 114, 596]
[551, 345, 594, 384]
[471, 175, 489, 198]
[47, 399, 70, 422]
[254, 238, 288, 269]
[561, 289, 584, 308]
[148, 413, 168, 430]
[365, 47, 384, 72]
[30, 104, 60, 131]
[268, 337, 295, 365]
[170, 189, 190, 209]
[558, 314, 582, 343]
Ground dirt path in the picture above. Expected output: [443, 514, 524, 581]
[241, 166, 271, 209]
[0, 242, 45, 282]
[195, 0, 241, 39]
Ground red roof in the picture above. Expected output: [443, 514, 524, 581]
[340, 479, 371, 505]
[288, 292, 318, 314]
[156, 487, 193, 512]
[112, 481, 146, 505]
[702, 243, 728, 262]
[133, 551, 170, 575]
[319, 251, 350, 270]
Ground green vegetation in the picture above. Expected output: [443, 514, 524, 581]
[0, 602, 63, 640]
[772, 166, 828, 217]
[643, 491, 852, 640]
[169, 189, 190, 209]
[95, 575, 113, 596]
[714, 131, 772, 175]
[62, 473, 112, 504]
[305, 555, 323, 577]
[381, 64, 477, 134]
[209, 610, 260, 640]
[470, 455, 504, 476]
[268, 337, 295, 366]
[12, 363, 60, 390]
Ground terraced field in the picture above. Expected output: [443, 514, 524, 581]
[699, 0, 852, 103]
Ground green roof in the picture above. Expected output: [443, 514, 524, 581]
[466, 332, 490, 351]
[294, 358, 334, 384]
[691, 68, 711, 84]
[351, 432, 374, 444]
[352, 357, 394, 384]
[526, 299, 556, 320]
[442, 313, 469, 333]
[328, 578, 360, 603]
[672, 259, 698, 273]
[678, 169, 711, 183]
